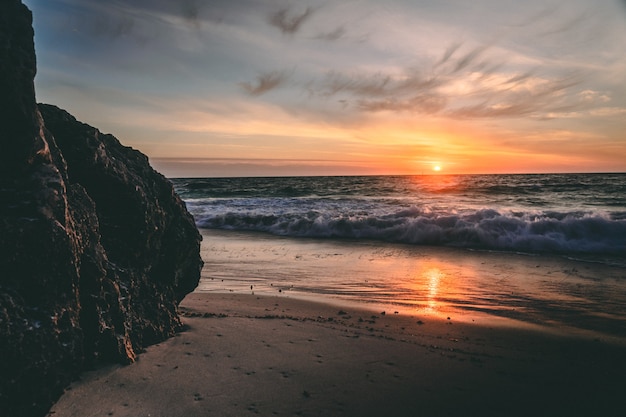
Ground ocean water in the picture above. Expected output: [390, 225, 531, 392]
[172, 174, 626, 337]
[173, 174, 626, 261]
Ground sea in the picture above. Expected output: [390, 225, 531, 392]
[172, 174, 626, 339]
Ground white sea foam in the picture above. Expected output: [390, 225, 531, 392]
[191, 204, 625, 254]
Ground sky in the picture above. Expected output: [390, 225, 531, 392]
[23, 0, 626, 177]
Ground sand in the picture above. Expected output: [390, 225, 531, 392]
[47, 292, 626, 417]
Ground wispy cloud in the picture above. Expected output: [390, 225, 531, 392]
[89, 14, 137, 39]
[316, 70, 440, 98]
[293, 38, 598, 120]
[239, 71, 289, 96]
[357, 94, 448, 114]
[178, 0, 201, 30]
[268, 6, 315, 34]
[450, 44, 492, 74]
[54, 0, 255, 44]
[445, 73, 584, 119]
[314, 26, 346, 42]
[435, 42, 462, 68]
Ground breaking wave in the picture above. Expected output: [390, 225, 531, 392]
[191, 204, 626, 255]
[174, 174, 626, 258]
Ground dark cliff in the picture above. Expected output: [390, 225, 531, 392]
[0, 1, 203, 416]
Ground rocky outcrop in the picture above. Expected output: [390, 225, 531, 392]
[39, 105, 202, 360]
[0, 1, 203, 416]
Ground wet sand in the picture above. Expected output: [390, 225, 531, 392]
[49, 292, 626, 417]
[197, 230, 626, 339]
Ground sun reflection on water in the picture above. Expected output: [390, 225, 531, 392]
[425, 267, 443, 312]
[403, 259, 477, 318]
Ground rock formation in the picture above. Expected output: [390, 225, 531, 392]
[0, 1, 203, 416]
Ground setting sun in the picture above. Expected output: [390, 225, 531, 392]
[433, 165, 441, 172]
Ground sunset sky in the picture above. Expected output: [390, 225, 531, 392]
[24, 0, 626, 177]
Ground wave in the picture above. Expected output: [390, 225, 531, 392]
[193, 207, 626, 255]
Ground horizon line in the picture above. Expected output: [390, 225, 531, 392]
[165, 171, 626, 180]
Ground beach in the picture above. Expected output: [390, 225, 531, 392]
[48, 230, 626, 417]
[48, 173, 626, 417]
[49, 292, 626, 417]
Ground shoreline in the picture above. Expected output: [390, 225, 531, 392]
[198, 229, 626, 341]
[49, 292, 626, 417]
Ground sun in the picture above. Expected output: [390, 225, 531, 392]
[433, 165, 441, 172]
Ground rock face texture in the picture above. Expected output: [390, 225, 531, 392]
[0, 2, 203, 416]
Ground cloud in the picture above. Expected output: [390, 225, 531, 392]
[315, 26, 346, 42]
[288, 35, 600, 120]
[53, 0, 240, 44]
[450, 44, 492, 74]
[589, 107, 626, 117]
[268, 6, 315, 34]
[179, 0, 201, 30]
[445, 74, 583, 119]
[357, 95, 448, 114]
[239, 71, 289, 96]
[89, 14, 136, 39]
[317, 70, 440, 99]
[48, 1, 182, 46]
[435, 42, 462, 67]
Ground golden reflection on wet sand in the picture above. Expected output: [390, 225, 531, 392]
[425, 267, 442, 312]
[199, 229, 626, 337]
